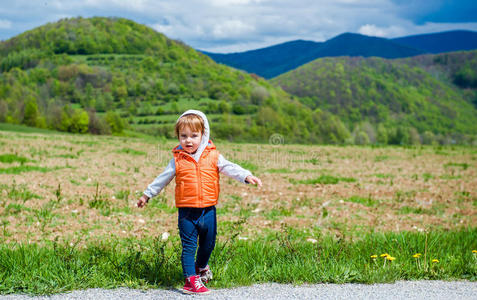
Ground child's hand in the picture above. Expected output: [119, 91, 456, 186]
[137, 195, 149, 208]
[245, 175, 262, 187]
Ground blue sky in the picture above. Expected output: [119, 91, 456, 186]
[0, 0, 476, 53]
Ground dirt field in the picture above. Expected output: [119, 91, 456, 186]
[0, 131, 475, 245]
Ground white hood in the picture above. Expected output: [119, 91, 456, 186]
[177, 109, 210, 162]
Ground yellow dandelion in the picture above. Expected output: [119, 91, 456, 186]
[386, 256, 396, 261]
[412, 253, 422, 258]
[371, 255, 378, 259]
[432, 259, 439, 263]
[380, 253, 389, 258]
[472, 250, 477, 253]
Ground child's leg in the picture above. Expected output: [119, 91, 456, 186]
[196, 206, 217, 269]
[178, 208, 199, 278]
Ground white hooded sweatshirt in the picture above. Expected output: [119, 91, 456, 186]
[143, 110, 252, 199]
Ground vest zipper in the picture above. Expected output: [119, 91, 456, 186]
[197, 163, 202, 207]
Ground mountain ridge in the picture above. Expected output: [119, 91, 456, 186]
[204, 30, 477, 78]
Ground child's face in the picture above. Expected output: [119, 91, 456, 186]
[179, 126, 202, 154]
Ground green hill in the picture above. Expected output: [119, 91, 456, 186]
[271, 53, 477, 144]
[0, 17, 350, 144]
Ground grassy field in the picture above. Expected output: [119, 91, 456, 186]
[0, 125, 476, 294]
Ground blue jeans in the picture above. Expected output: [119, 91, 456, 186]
[178, 206, 217, 278]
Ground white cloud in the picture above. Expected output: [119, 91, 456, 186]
[358, 21, 477, 39]
[209, 0, 264, 6]
[358, 24, 405, 37]
[212, 20, 254, 39]
[0, 19, 12, 29]
[1, 0, 477, 52]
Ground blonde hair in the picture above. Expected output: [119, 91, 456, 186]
[175, 114, 204, 138]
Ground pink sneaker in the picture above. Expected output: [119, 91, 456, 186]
[183, 275, 211, 295]
[195, 264, 213, 283]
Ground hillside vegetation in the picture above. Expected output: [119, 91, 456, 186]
[0, 17, 351, 144]
[272, 53, 477, 145]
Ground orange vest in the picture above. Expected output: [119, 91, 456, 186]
[173, 141, 220, 208]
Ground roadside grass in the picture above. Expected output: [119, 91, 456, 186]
[0, 228, 475, 295]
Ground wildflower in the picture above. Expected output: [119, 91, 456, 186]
[386, 256, 396, 261]
[380, 253, 389, 258]
[161, 232, 170, 241]
[370, 255, 378, 259]
[432, 259, 439, 263]
[472, 250, 477, 253]
[412, 253, 422, 258]
[307, 238, 318, 244]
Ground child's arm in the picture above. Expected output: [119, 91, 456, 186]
[137, 158, 175, 208]
[217, 154, 262, 187]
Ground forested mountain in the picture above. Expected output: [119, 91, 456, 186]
[205, 33, 423, 79]
[271, 51, 477, 144]
[204, 31, 477, 79]
[392, 30, 477, 54]
[202, 40, 324, 80]
[0, 17, 350, 144]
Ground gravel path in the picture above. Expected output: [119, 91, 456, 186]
[1, 281, 476, 300]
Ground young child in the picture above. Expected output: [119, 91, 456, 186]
[137, 110, 262, 295]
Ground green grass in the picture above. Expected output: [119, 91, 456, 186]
[375, 173, 394, 179]
[443, 162, 469, 170]
[4, 203, 32, 215]
[0, 183, 41, 202]
[115, 148, 146, 156]
[398, 206, 434, 215]
[234, 160, 258, 173]
[374, 155, 390, 162]
[266, 168, 317, 174]
[0, 228, 475, 295]
[53, 154, 78, 159]
[0, 154, 30, 164]
[265, 168, 290, 173]
[0, 123, 58, 134]
[0, 166, 58, 174]
[290, 175, 356, 185]
[345, 195, 379, 207]
[440, 174, 462, 180]
[263, 207, 293, 220]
